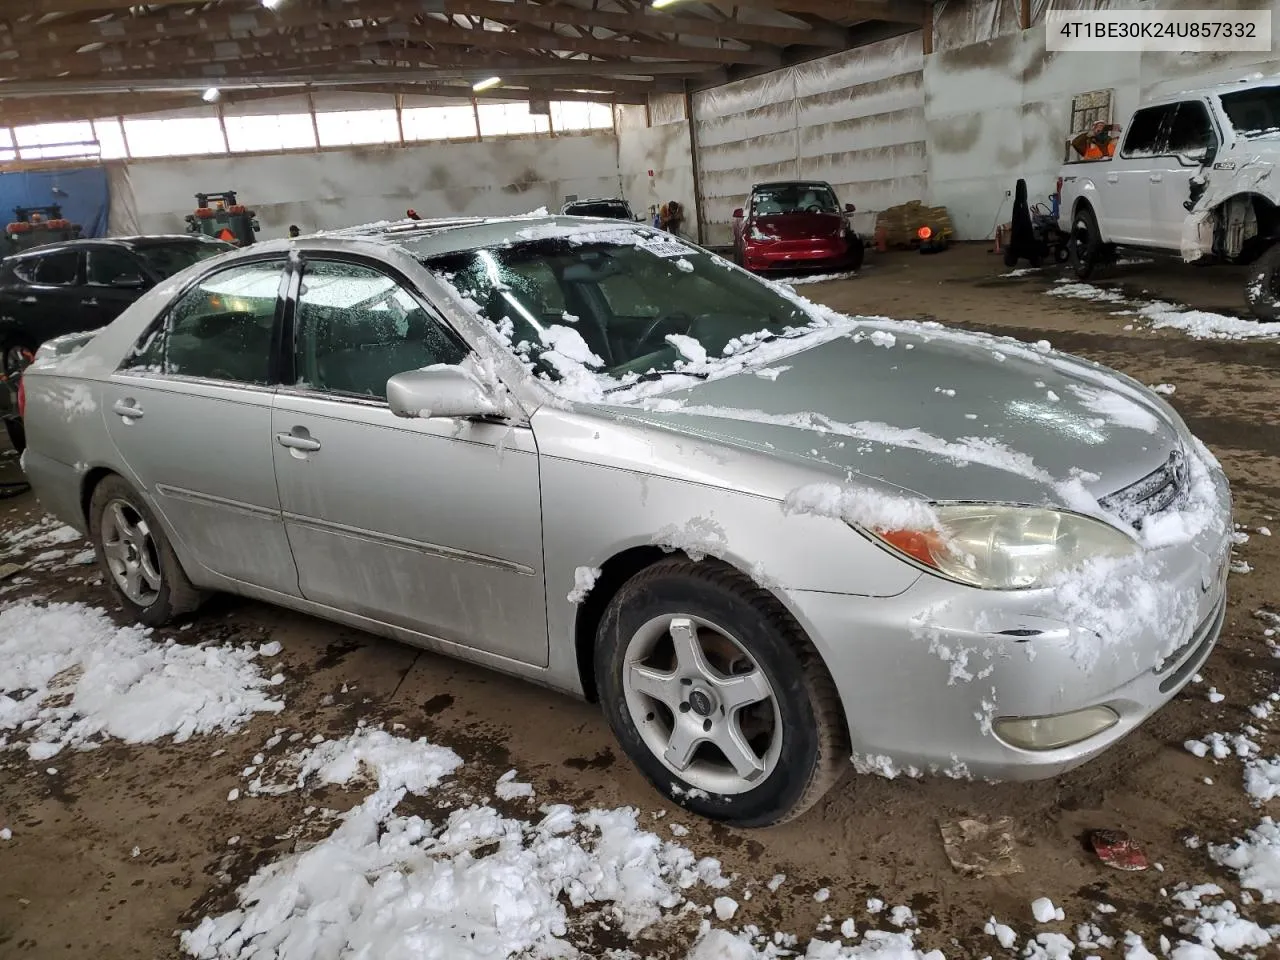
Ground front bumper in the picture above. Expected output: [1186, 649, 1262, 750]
[744, 237, 855, 273]
[788, 471, 1233, 781]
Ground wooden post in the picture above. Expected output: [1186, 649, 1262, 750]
[306, 92, 321, 151]
[1020, 0, 1030, 30]
[395, 93, 406, 144]
[683, 86, 704, 246]
[923, 0, 934, 55]
[216, 102, 230, 153]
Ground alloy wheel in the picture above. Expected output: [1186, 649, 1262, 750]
[100, 499, 163, 606]
[622, 613, 783, 795]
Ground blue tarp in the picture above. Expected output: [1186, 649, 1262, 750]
[0, 166, 110, 238]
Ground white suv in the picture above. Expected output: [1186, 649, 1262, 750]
[1057, 78, 1280, 319]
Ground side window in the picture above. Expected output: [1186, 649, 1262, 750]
[32, 252, 80, 286]
[87, 247, 144, 286]
[1166, 101, 1216, 158]
[293, 260, 467, 400]
[124, 259, 284, 383]
[1121, 105, 1175, 158]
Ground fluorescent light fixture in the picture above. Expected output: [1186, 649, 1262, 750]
[201, 87, 221, 103]
[472, 76, 502, 92]
[651, 0, 688, 8]
[261, 0, 285, 8]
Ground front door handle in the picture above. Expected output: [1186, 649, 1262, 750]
[112, 399, 143, 420]
[276, 431, 321, 452]
[1106, 173, 1119, 183]
[1150, 173, 1163, 182]
[81, 297, 99, 307]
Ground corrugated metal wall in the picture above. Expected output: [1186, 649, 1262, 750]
[692, 32, 926, 246]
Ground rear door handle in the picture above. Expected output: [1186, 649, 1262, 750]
[1150, 173, 1163, 182]
[81, 297, 99, 306]
[112, 400, 143, 420]
[1106, 173, 1119, 183]
[20, 296, 36, 304]
[276, 432, 321, 452]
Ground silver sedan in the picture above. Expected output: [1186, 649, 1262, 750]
[17, 216, 1232, 826]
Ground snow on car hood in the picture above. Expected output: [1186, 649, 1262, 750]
[598, 324, 1182, 513]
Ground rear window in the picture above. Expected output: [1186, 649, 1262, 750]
[1219, 86, 1280, 139]
[565, 201, 632, 219]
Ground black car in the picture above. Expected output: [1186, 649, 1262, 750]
[0, 235, 234, 380]
[560, 198, 638, 221]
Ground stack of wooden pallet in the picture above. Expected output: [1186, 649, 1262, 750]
[874, 200, 954, 248]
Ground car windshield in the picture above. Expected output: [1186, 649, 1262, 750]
[424, 229, 813, 386]
[565, 201, 631, 219]
[751, 184, 839, 216]
[133, 241, 232, 279]
[1218, 86, 1280, 139]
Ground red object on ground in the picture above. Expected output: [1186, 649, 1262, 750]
[1090, 830, 1149, 871]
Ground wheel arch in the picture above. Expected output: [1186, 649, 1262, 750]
[1214, 191, 1280, 261]
[80, 465, 116, 524]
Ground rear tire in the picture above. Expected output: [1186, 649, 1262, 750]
[1245, 243, 1280, 321]
[1069, 205, 1104, 280]
[88, 475, 204, 627]
[595, 557, 847, 827]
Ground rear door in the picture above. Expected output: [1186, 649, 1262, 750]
[1107, 105, 1177, 245]
[101, 255, 299, 595]
[22, 249, 89, 342]
[270, 255, 548, 666]
[1148, 100, 1220, 249]
[82, 244, 150, 330]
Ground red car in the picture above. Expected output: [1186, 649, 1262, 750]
[732, 180, 864, 275]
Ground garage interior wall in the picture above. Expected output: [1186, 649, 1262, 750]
[615, 93, 695, 234]
[614, 0, 1280, 247]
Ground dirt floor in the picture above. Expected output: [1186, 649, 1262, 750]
[3, 242, 1279, 958]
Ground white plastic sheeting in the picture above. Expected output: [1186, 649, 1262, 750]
[932, 0, 1021, 51]
[616, 104, 696, 237]
[107, 133, 622, 239]
[692, 32, 926, 246]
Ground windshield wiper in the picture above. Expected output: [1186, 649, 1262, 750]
[605, 369, 710, 393]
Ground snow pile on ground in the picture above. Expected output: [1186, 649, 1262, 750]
[1211, 819, 1280, 904]
[1048, 281, 1127, 303]
[1136, 301, 1280, 341]
[182, 729, 729, 960]
[783, 271, 860, 286]
[687, 927, 944, 960]
[0, 601, 283, 760]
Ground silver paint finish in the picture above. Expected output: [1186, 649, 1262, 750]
[17, 217, 1233, 784]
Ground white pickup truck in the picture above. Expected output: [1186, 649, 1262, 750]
[1057, 78, 1280, 320]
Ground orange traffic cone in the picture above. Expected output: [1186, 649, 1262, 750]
[874, 223, 888, 253]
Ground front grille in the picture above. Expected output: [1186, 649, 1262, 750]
[1098, 449, 1188, 528]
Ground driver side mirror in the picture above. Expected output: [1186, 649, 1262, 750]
[732, 208, 744, 219]
[110, 274, 146, 289]
[387, 365, 502, 420]
[845, 203, 856, 213]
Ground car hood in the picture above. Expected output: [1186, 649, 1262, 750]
[751, 213, 844, 240]
[598, 327, 1181, 509]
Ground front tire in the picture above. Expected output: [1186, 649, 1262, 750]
[89, 475, 203, 626]
[845, 234, 865, 273]
[595, 558, 847, 827]
[1245, 243, 1280, 321]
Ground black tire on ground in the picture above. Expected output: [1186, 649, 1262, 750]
[846, 234, 865, 273]
[1245, 243, 1280, 321]
[594, 557, 848, 827]
[1069, 205, 1103, 280]
[1, 339, 35, 383]
[2, 416, 25, 454]
[88, 474, 204, 627]
[1002, 246, 1018, 268]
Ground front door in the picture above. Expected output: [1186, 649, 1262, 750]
[82, 245, 150, 330]
[271, 257, 549, 666]
[1148, 100, 1219, 250]
[102, 256, 299, 595]
[1107, 104, 1178, 245]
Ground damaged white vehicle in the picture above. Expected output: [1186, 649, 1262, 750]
[1058, 77, 1280, 319]
[17, 216, 1232, 826]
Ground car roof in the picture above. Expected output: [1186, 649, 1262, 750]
[269, 215, 655, 260]
[1145, 76, 1280, 107]
[751, 180, 834, 189]
[564, 198, 628, 205]
[3, 234, 220, 260]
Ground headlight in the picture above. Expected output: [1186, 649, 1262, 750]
[869, 504, 1137, 590]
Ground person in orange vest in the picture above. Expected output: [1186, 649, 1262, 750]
[1073, 121, 1121, 160]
